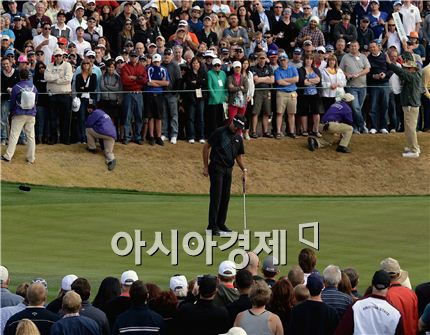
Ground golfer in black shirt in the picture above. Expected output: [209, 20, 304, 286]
[203, 115, 248, 236]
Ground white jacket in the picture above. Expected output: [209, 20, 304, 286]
[44, 61, 73, 94]
[321, 67, 347, 98]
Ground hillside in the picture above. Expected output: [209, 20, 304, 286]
[1, 133, 429, 195]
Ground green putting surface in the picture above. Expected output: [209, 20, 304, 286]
[1, 182, 429, 300]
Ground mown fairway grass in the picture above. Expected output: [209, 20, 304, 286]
[1, 182, 429, 300]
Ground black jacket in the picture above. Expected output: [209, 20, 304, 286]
[250, 10, 276, 32]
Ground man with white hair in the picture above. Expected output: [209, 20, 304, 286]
[321, 265, 353, 320]
[214, 261, 240, 307]
[297, 15, 325, 47]
[0, 265, 23, 307]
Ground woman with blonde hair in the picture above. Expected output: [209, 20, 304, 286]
[320, 54, 346, 111]
[210, 13, 223, 41]
[15, 319, 41, 335]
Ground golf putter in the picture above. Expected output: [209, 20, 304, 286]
[243, 177, 247, 231]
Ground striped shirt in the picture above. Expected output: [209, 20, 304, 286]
[321, 286, 353, 319]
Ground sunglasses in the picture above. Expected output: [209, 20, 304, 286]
[36, 52, 44, 55]
[388, 24, 395, 26]
[275, 6, 283, 8]
[44, 27, 51, 30]
[259, 57, 266, 60]
[213, 64, 221, 67]
[116, 60, 124, 64]
[87, 56, 95, 59]
[55, 54, 63, 57]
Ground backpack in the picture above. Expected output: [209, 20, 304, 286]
[16, 84, 36, 110]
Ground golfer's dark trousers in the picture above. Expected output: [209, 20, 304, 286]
[208, 163, 232, 230]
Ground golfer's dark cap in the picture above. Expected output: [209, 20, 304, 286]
[232, 115, 246, 130]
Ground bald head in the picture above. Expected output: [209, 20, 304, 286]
[245, 252, 260, 276]
[27, 283, 47, 306]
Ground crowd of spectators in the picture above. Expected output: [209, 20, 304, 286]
[1, 251, 429, 335]
[1, 0, 429, 151]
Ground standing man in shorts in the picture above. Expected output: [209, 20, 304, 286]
[202, 115, 248, 236]
[146, 53, 170, 146]
[250, 52, 274, 138]
[274, 54, 299, 139]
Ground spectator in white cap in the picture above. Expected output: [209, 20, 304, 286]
[297, 15, 325, 47]
[213, 260, 240, 307]
[46, 274, 78, 313]
[262, 256, 279, 288]
[169, 275, 188, 305]
[189, 5, 204, 34]
[0, 265, 24, 307]
[220, 327, 248, 335]
[380, 257, 418, 335]
[67, 4, 87, 42]
[104, 270, 138, 328]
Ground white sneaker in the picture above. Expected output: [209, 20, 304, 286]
[170, 136, 177, 144]
[188, 139, 195, 144]
[402, 151, 419, 158]
[161, 135, 167, 141]
[199, 139, 206, 144]
[390, 129, 396, 133]
[353, 129, 360, 135]
[369, 128, 377, 134]
[244, 133, 251, 140]
[380, 128, 389, 134]
[404, 147, 421, 154]
[362, 127, 369, 134]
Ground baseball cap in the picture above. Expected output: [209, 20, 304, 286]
[221, 48, 229, 54]
[164, 48, 173, 55]
[87, 16, 96, 22]
[316, 46, 326, 53]
[86, 50, 96, 57]
[96, 44, 106, 49]
[279, 53, 289, 60]
[212, 58, 222, 66]
[121, 270, 138, 286]
[18, 54, 29, 63]
[31, 278, 48, 289]
[13, 15, 21, 21]
[156, 35, 165, 41]
[203, 16, 212, 21]
[232, 61, 242, 68]
[124, 40, 134, 47]
[148, 43, 157, 48]
[218, 260, 237, 277]
[393, 0, 402, 7]
[232, 115, 246, 130]
[341, 93, 355, 102]
[370, 0, 379, 4]
[1, 35, 9, 41]
[4, 49, 14, 57]
[303, 40, 313, 46]
[57, 10, 66, 17]
[204, 50, 216, 58]
[0, 266, 9, 284]
[198, 275, 217, 295]
[325, 44, 334, 52]
[178, 20, 188, 27]
[267, 49, 278, 56]
[61, 275, 78, 291]
[139, 55, 147, 61]
[152, 53, 162, 62]
[169, 275, 188, 291]
[58, 37, 68, 45]
[361, 16, 370, 22]
[27, 50, 35, 56]
[115, 55, 125, 63]
[372, 270, 391, 290]
[293, 47, 302, 54]
[306, 273, 324, 296]
[129, 49, 138, 57]
[87, 98, 96, 107]
[192, 5, 202, 11]
[68, 42, 76, 48]
[220, 327, 248, 335]
[262, 256, 279, 273]
[75, 4, 85, 11]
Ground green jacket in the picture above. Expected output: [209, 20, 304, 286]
[388, 63, 422, 107]
[207, 69, 227, 105]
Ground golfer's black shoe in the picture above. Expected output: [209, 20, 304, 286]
[86, 148, 97, 154]
[1, 155, 10, 162]
[307, 137, 318, 151]
[207, 228, 220, 236]
[336, 145, 351, 153]
[219, 225, 232, 233]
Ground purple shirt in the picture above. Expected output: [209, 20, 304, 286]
[322, 101, 353, 125]
[85, 109, 117, 139]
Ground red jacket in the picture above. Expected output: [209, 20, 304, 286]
[121, 62, 148, 92]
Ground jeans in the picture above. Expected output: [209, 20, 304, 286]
[369, 85, 390, 130]
[123, 93, 143, 142]
[77, 98, 89, 142]
[186, 99, 204, 140]
[388, 92, 399, 131]
[35, 106, 48, 139]
[162, 94, 179, 138]
[345, 87, 366, 132]
[1, 100, 10, 141]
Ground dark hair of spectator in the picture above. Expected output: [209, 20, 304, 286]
[235, 269, 253, 289]
[92, 276, 121, 311]
[298, 248, 317, 273]
[343, 268, 359, 288]
[19, 69, 30, 80]
[268, 278, 295, 329]
[145, 282, 162, 303]
[130, 280, 149, 305]
[337, 271, 353, 296]
[71, 277, 91, 301]
[149, 290, 178, 318]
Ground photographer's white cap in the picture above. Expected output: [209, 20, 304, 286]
[121, 270, 138, 286]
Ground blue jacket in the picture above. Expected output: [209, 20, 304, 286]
[50, 315, 101, 335]
[322, 101, 353, 125]
[112, 304, 165, 335]
[9, 79, 38, 117]
[85, 109, 117, 140]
